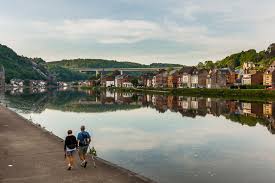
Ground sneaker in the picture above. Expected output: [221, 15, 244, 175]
[84, 161, 88, 168]
[67, 166, 72, 170]
[80, 160, 85, 167]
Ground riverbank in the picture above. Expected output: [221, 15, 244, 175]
[0, 105, 155, 183]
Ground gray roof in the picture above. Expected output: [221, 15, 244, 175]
[179, 66, 195, 74]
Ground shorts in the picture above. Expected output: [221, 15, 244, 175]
[79, 145, 88, 155]
[66, 148, 76, 156]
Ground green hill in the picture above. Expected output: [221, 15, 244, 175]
[48, 59, 183, 69]
[0, 44, 49, 82]
[0, 44, 90, 82]
[197, 45, 275, 70]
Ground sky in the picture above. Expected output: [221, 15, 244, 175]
[0, 0, 274, 65]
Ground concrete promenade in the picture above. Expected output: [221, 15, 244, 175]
[0, 105, 155, 183]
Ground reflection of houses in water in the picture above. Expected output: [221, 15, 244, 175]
[167, 96, 178, 112]
[29, 87, 47, 94]
[151, 95, 157, 106]
[242, 102, 263, 118]
[251, 103, 263, 117]
[155, 96, 168, 113]
[263, 103, 275, 134]
[10, 88, 24, 95]
[178, 96, 191, 110]
[268, 121, 275, 134]
[242, 102, 252, 115]
[114, 92, 134, 104]
[206, 98, 225, 116]
[263, 103, 274, 117]
[78, 91, 275, 135]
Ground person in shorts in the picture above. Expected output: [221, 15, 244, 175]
[77, 125, 91, 168]
[64, 130, 77, 170]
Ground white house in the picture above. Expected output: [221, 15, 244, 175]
[122, 82, 133, 88]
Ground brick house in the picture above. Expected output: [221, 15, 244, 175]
[190, 68, 208, 88]
[0, 66, 5, 90]
[141, 74, 154, 87]
[220, 68, 236, 86]
[154, 69, 168, 88]
[206, 69, 227, 88]
[177, 66, 195, 88]
[242, 70, 263, 85]
[263, 61, 275, 88]
[167, 70, 179, 88]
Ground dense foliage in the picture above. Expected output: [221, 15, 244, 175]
[0, 44, 91, 82]
[48, 59, 183, 69]
[149, 63, 183, 68]
[48, 59, 146, 68]
[0, 44, 48, 82]
[197, 48, 275, 70]
[46, 65, 90, 82]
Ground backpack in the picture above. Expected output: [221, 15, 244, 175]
[80, 132, 90, 146]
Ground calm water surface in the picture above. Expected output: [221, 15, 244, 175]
[1, 88, 275, 183]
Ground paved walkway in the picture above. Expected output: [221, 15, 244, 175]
[0, 106, 154, 183]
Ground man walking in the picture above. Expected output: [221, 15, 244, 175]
[77, 125, 91, 168]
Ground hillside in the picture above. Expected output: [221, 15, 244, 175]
[0, 44, 90, 82]
[0, 44, 48, 82]
[197, 44, 275, 70]
[48, 59, 183, 69]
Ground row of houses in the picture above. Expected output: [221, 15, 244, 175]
[139, 61, 275, 89]
[101, 74, 133, 88]
[98, 61, 275, 89]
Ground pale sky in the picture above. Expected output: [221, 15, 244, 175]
[0, 0, 274, 65]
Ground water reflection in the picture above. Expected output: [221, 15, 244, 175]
[2, 89, 275, 135]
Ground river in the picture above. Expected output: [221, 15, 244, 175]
[1, 88, 275, 183]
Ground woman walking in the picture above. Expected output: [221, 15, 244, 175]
[64, 130, 77, 170]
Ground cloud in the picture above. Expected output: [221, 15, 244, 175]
[0, 0, 275, 64]
[28, 18, 209, 45]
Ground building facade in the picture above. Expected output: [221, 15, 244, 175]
[154, 70, 168, 88]
[167, 70, 178, 88]
[242, 70, 263, 85]
[263, 61, 275, 88]
[177, 67, 195, 88]
[190, 68, 208, 88]
[115, 74, 132, 87]
[206, 69, 227, 88]
[101, 76, 115, 87]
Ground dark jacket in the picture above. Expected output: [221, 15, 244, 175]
[64, 135, 77, 150]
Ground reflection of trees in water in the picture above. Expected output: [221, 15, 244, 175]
[2, 89, 141, 114]
[4, 91, 49, 113]
[2, 89, 89, 113]
[3, 89, 275, 134]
